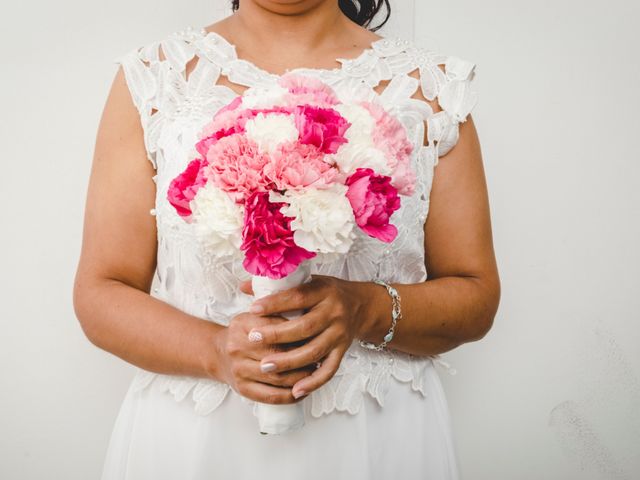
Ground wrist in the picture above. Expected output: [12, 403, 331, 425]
[356, 280, 394, 343]
[199, 321, 229, 383]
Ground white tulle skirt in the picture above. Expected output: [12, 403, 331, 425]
[100, 363, 460, 480]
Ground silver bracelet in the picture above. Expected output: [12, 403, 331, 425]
[359, 278, 402, 352]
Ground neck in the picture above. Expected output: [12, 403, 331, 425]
[229, 1, 357, 53]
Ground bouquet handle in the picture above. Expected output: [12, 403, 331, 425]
[251, 261, 312, 435]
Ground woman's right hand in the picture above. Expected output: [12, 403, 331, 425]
[213, 312, 315, 405]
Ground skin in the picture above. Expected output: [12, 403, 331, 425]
[73, 0, 500, 407]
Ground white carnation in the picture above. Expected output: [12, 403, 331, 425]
[244, 112, 298, 154]
[190, 183, 243, 257]
[332, 103, 391, 175]
[241, 84, 288, 109]
[269, 185, 356, 254]
[334, 103, 375, 143]
[333, 142, 391, 176]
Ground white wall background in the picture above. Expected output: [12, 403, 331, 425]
[1, 0, 638, 478]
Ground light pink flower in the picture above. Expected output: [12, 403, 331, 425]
[293, 105, 350, 154]
[345, 167, 401, 243]
[196, 101, 293, 158]
[167, 157, 209, 218]
[360, 101, 416, 195]
[240, 191, 316, 279]
[195, 125, 246, 158]
[204, 134, 272, 204]
[264, 141, 341, 191]
[196, 99, 249, 158]
[389, 156, 417, 196]
[278, 73, 340, 107]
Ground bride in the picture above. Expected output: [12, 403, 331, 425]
[73, 0, 500, 478]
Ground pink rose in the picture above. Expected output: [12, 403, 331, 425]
[167, 157, 209, 218]
[345, 168, 401, 243]
[293, 105, 350, 154]
[240, 191, 316, 279]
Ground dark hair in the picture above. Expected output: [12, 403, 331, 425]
[230, 0, 391, 32]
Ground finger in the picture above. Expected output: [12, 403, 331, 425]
[248, 276, 327, 316]
[247, 360, 314, 388]
[291, 348, 343, 398]
[259, 328, 337, 373]
[245, 328, 307, 362]
[235, 381, 298, 405]
[239, 279, 253, 296]
[247, 308, 328, 345]
[245, 344, 287, 363]
[247, 313, 290, 337]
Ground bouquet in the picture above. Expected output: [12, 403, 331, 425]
[167, 73, 416, 434]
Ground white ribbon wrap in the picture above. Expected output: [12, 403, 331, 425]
[251, 261, 313, 435]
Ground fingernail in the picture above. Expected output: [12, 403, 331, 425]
[260, 362, 276, 373]
[293, 389, 306, 399]
[248, 330, 263, 342]
[249, 303, 264, 314]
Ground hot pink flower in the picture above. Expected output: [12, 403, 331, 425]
[278, 73, 340, 107]
[264, 141, 341, 191]
[345, 168, 401, 243]
[240, 191, 316, 279]
[293, 105, 350, 154]
[167, 157, 209, 218]
[204, 134, 272, 204]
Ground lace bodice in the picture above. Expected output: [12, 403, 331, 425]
[113, 25, 477, 418]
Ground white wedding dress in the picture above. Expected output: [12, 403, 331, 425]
[102, 25, 477, 480]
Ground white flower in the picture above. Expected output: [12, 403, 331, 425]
[332, 103, 391, 175]
[190, 183, 243, 257]
[332, 142, 391, 176]
[269, 185, 356, 254]
[241, 84, 289, 109]
[334, 103, 375, 143]
[244, 112, 299, 154]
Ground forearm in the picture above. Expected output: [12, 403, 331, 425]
[356, 275, 499, 357]
[73, 277, 227, 381]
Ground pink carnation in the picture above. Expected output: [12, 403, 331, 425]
[204, 134, 272, 204]
[345, 168, 401, 243]
[278, 73, 340, 107]
[360, 101, 415, 195]
[240, 191, 316, 279]
[293, 105, 350, 154]
[195, 98, 256, 158]
[264, 141, 341, 191]
[195, 125, 245, 158]
[389, 156, 417, 196]
[167, 157, 209, 218]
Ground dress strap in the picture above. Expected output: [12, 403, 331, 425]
[423, 53, 479, 160]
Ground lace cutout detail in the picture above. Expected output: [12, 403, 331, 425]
[114, 25, 475, 418]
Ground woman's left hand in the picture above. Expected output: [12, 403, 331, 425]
[238, 274, 373, 400]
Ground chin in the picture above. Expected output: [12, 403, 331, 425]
[250, 0, 327, 15]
